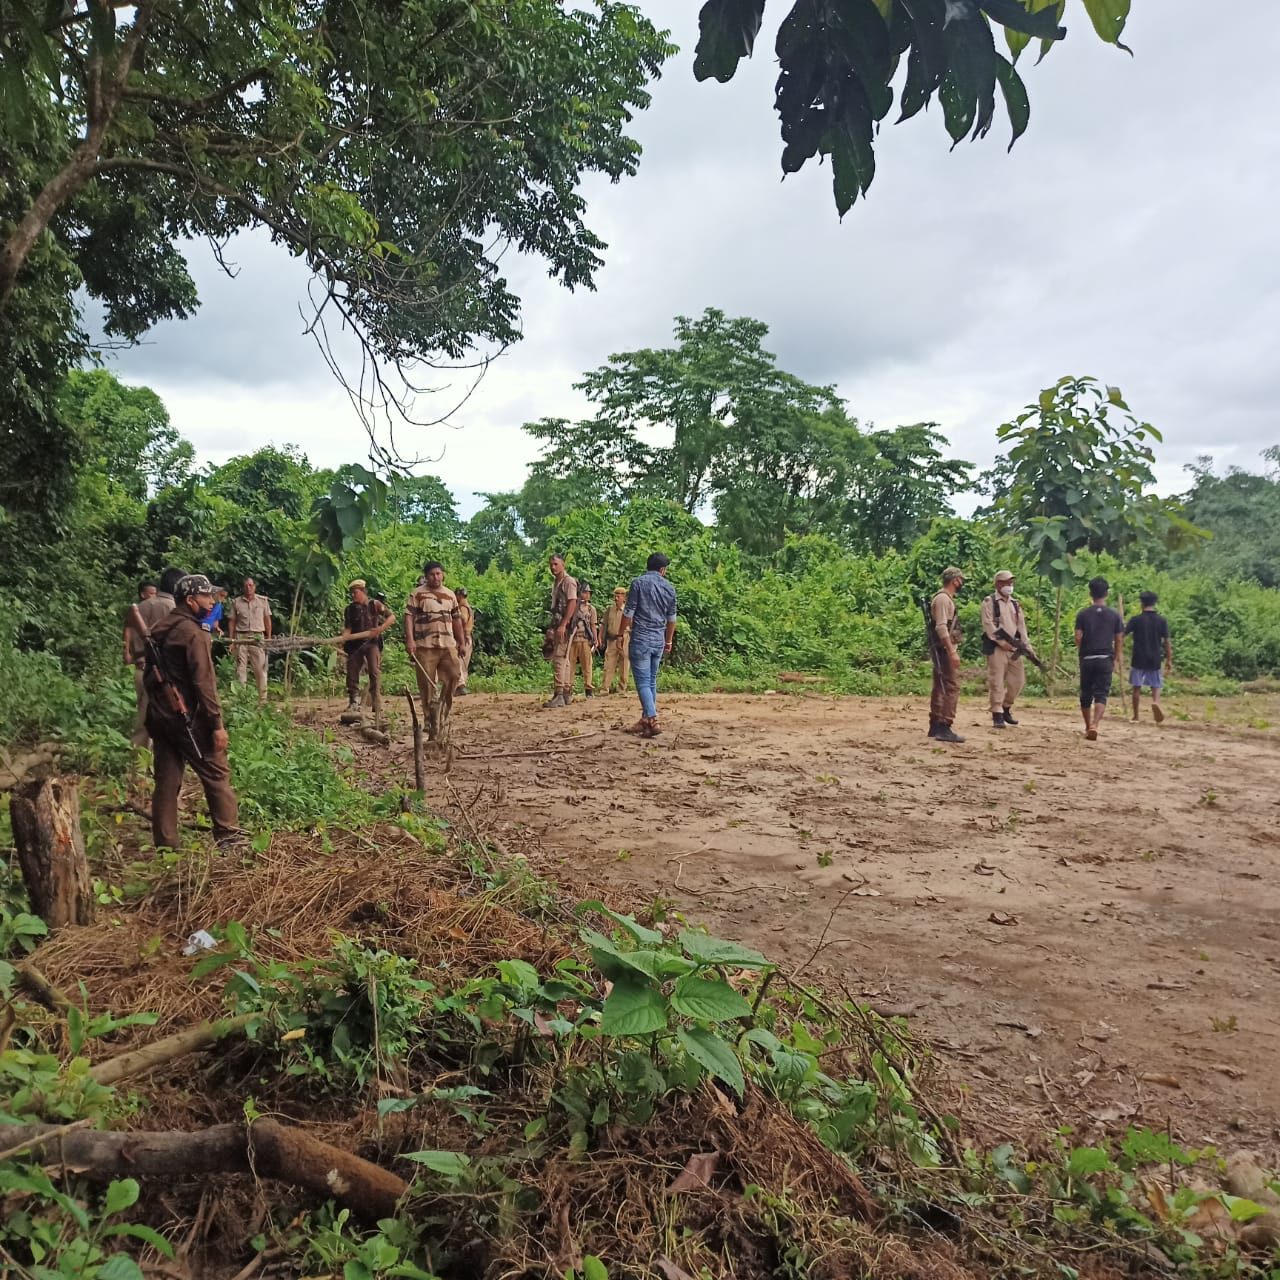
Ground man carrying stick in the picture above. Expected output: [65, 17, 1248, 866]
[340, 579, 396, 724]
[405, 562, 465, 745]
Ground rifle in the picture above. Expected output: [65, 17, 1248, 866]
[995, 627, 1047, 672]
[130, 606, 204, 761]
[921, 597, 941, 655]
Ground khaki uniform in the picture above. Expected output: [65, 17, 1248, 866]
[231, 594, 272, 699]
[548, 574, 578, 695]
[145, 609, 240, 849]
[981, 593, 1030, 714]
[128, 592, 175, 747]
[929, 590, 961, 727]
[569, 601, 598, 693]
[457, 601, 475, 686]
[407, 584, 461, 742]
[600, 602, 630, 693]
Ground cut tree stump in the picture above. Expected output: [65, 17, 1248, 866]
[10, 776, 93, 929]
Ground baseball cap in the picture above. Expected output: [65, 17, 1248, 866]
[994, 570, 1015, 584]
[176, 574, 214, 598]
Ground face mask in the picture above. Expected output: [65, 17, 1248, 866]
[194, 601, 213, 620]
[999, 585, 1013, 598]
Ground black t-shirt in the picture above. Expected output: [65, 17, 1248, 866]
[1074, 604, 1123, 659]
[343, 600, 387, 654]
[1125, 610, 1169, 669]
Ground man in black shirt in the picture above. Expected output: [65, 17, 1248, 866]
[1125, 591, 1173, 724]
[1073, 576, 1124, 741]
[340, 579, 396, 723]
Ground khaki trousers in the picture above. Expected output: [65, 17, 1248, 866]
[930, 651, 959, 725]
[986, 648, 1026, 713]
[131, 662, 151, 748]
[458, 639, 471, 686]
[235, 636, 268, 698]
[412, 646, 461, 742]
[601, 640, 629, 693]
[346, 641, 383, 712]
[550, 637, 572, 694]
[569, 638, 594, 692]
[151, 731, 240, 849]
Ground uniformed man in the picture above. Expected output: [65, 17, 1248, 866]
[145, 574, 243, 850]
[124, 567, 182, 748]
[341, 579, 396, 721]
[456, 587, 475, 696]
[599, 586, 630, 695]
[927, 567, 965, 744]
[228, 577, 272, 704]
[981, 570, 1038, 730]
[543, 553, 578, 709]
[405, 561, 466, 743]
[568, 582, 598, 698]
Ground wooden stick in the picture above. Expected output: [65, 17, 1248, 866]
[13, 962, 73, 1013]
[404, 689, 425, 791]
[455, 733, 607, 761]
[89, 1013, 254, 1086]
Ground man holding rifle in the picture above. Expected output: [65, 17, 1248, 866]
[139, 574, 243, 850]
[981, 570, 1041, 730]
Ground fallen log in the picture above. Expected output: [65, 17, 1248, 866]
[13, 962, 73, 1013]
[0, 745, 63, 790]
[1, 1119, 410, 1221]
[10, 776, 93, 929]
[89, 1013, 254, 1086]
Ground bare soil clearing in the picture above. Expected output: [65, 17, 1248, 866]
[352, 690, 1280, 1154]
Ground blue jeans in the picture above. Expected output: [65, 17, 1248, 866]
[629, 642, 664, 719]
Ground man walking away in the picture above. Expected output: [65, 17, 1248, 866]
[1126, 591, 1173, 723]
[981, 569, 1037, 729]
[125, 568, 182, 748]
[405, 562, 465, 744]
[145, 574, 243, 850]
[1074, 576, 1124, 740]
[620, 552, 677, 738]
[456, 588, 475, 695]
[229, 577, 272, 705]
[928, 567, 965, 744]
[543, 553, 578, 708]
[600, 586, 630, 694]
[341, 579, 396, 722]
[569, 583, 599, 697]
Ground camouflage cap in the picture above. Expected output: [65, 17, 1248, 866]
[175, 573, 214, 598]
[941, 566, 964, 585]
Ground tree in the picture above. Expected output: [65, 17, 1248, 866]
[986, 374, 1199, 681]
[694, 0, 1133, 214]
[1175, 450, 1280, 588]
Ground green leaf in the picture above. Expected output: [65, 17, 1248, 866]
[694, 0, 767, 82]
[576, 901, 662, 944]
[992, 53, 1029, 150]
[679, 931, 770, 969]
[600, 978, 669, 1037]
[979, 0, 1064, 40]
[97, 1257, 145, 1280]
[669, 975, 753, 1023]
[1080, 0, 1132, 50]
[100, 1224, 175, 1259]
[582, 931, 693, 982]
[1225, 1195, 1268, 1223]
[677, 1024, 745, 1095]
[402, 1150, 472, 1178]
[496, 959, 540, 990]
[582, 1257, 609, 1280]
[104, 1178, 140, 1215]
[1066, 1145, 1112, 1177]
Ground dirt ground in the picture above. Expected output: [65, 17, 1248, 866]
[353, 687, 1280, 1155]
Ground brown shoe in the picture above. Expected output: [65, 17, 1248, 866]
[625, 719, 648, 735]
[643, 717, 661, 738]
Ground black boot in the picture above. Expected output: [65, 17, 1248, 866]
[927, 719, 939, 738]
[585, 688, 595, 698]
[1002, 707, 1018, 725]
[992, 713, 1006, 729]
[936, 723, 965, 744]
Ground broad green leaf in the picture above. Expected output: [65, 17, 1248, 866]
[104, 1178, 140, 1215]
[582, 1257, 609, 1280]
[582, 931, 693, 981]
[1225, 1195, 1268, 1224]
[677, 1024, 745, 1095]
[496, 959, 540, 990]
[669, 975, 753, 1023]
[576, 901, 662, 944]
[101, 1224, 176, 1259]
[1066, 1145, 1112, 1177]
[694, 0, 767, 82]
[97, 1257, 145, 1280]
[403, 1150, 472, 1178]
[992, 53, 1029, 150]
[980, 0, 1064, 39]
[1081, 0, 1132, 50]
[600, 978, 669, 1036]
[678, 931, 770, 969]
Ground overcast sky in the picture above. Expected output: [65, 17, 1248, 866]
[110, 0, 1280, 517]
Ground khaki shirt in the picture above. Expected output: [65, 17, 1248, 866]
[570, 602, 598, 642]
[406, 585, 459, 650]
[602, 603, 627, 642]
[931, 590, 961, 647]
[550, 573, 577, 626]
[458, 602, 474, 639]
[128, 592, 175, 661]
[232, 595, 271, 633]
[981, 593, 1028, 646]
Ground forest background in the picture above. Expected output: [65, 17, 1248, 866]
[4, 303, 1279, 769]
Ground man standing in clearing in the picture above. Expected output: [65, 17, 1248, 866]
[620, 552, 677, 738]
[599, 586, 630, 695]
[1074, 576, 1124, 741]
[125, 568, 181, 748]
[568, 582, 598, 698]
[981, 569, 1037, 730]
[341, 578, 396, 722]
[927, 566, 965, 744]
[405, 561, 465, 743]
[543, 553, 578, 709]
[229, 577, 272, 705]
[1126, 590, 1173, 723]
[456, 587, 475, 696]
[145, 574, 243, 850]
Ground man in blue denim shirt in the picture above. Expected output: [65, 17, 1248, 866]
[620, 552, 677, 738]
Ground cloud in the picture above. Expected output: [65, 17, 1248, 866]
[108, 0, 1280, 511]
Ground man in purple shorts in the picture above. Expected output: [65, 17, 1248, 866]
[1125, 590, 1173, 723]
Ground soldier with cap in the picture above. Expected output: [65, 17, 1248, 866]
[981, 569, 1037, 729]
[927, 567, 965, 744]
[543, 553, 578, 709]
[599, 586, 630, 695]
[568, 582, 598, 698]
[145, 574, 244, 850]
[228, 577, 272, 704]
[456, 587, 475, 696]
[340, 579, 396, 721]
[405, 561, 466, 743]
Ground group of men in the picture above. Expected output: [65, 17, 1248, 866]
[544, 551, 678, 737]
[928, 568, 1174, 743]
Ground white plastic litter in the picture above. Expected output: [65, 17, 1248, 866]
[182, 929, 217, 956]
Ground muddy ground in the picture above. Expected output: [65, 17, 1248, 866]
[349, 688, 1280, 1155]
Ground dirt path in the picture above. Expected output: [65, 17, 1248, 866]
[351, 690, 1280, 1152]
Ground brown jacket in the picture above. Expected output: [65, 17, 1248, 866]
[148, 608, 226, 734]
